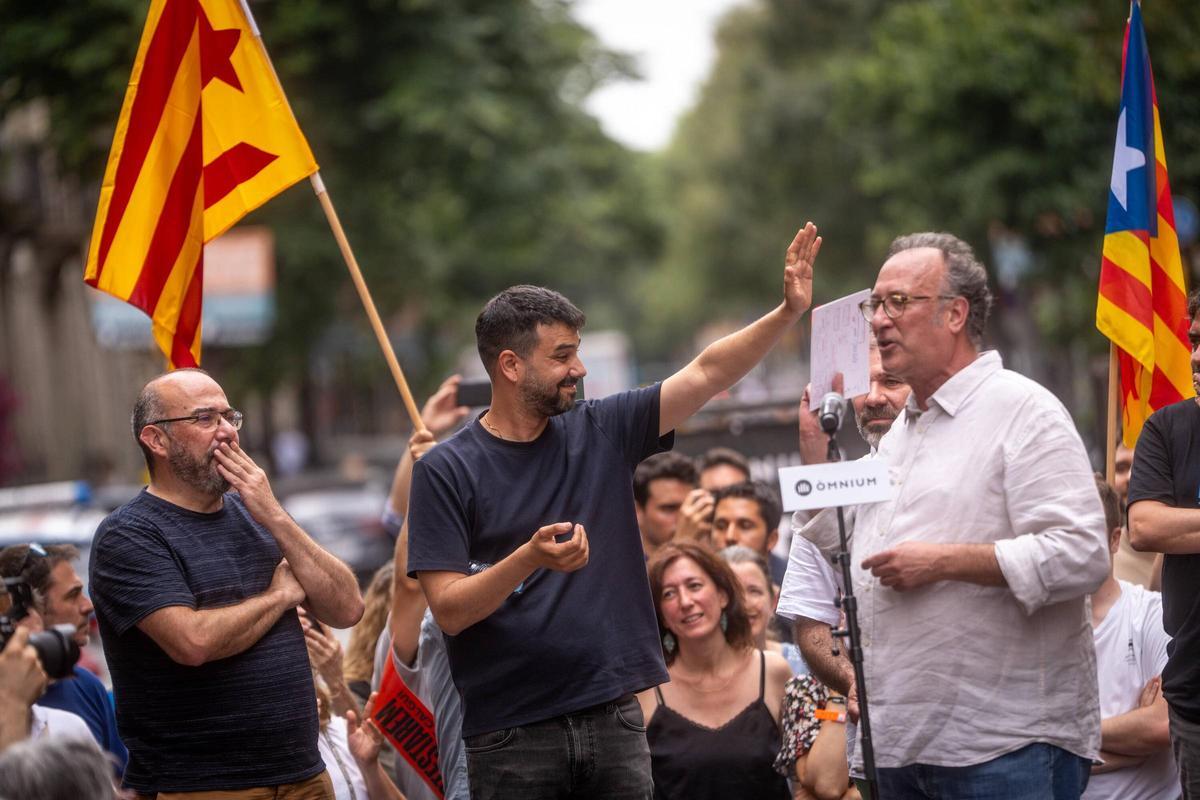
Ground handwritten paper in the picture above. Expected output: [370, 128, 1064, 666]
[810, 289, 871, 399]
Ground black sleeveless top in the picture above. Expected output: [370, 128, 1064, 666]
[646, 650, 791, 800]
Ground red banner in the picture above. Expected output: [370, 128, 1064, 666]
[373, 655, 445, 799]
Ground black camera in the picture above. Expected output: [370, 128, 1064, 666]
[0, 575, 81, 680]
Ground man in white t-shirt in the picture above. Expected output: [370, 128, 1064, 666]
[1086, 476, 1178, 800]
[30, 704, 93, 744]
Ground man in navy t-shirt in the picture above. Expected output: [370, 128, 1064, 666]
[1128, 287, 1200, 799]
[89, 369, 364, 796]
[408, 222, 822, 799]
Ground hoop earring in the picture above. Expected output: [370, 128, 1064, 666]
[720, 611, 728, 633]
[662, 632, 676, 654]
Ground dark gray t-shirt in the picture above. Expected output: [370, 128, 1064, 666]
[407, 385, 672, 736]
[90, 490, 322, 793]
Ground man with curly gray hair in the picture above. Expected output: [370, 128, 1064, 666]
[803, 232, 1110, 798]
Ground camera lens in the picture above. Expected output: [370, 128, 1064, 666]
[29, 625, 81, 680]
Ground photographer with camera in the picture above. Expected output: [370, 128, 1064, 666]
[0, 543, 126, 772]
[0, 569, 92, 751]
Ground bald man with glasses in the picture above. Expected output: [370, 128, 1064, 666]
[89, 368, 363, 798]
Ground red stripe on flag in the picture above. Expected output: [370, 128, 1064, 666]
[1149, 365, 1188, 409]
[95, 0, 199, 282]
[170, 257, 204, 368]
[203, 143, 279, 210]
[1099, 255, 1154, 330]
[129, 112, 203, 314]
[1118, 348, 1140, 402]
[1147, 254, 1189, 339]
[1156, 162, 1172, 214]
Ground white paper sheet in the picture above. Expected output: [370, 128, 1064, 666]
[810, 288, 871, 399]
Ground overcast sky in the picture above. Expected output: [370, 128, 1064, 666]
[573, 0, 746, 152]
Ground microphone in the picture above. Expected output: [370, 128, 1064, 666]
[819, 392, 846, 434]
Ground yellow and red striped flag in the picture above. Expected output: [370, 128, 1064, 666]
[84, 0, 317, 368]
[1097, 2, 1192, 447]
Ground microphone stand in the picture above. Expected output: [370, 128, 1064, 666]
[822, 402, 880, 797]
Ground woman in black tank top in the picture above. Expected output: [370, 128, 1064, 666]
[639, 542, 792, 800]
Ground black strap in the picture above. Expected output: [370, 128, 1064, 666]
[758, 649, 766, 700]
[655, 686, 665, 707]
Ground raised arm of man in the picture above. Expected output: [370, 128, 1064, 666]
[389, 429, 440, 665]
[385, 376, 469, 525]
[213, 440, 364, 628]
[658, 223, 820, 437]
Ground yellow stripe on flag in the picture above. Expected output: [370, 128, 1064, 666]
[1102, 231, 1152, 290]
[150, 192, 204, 337]
[1097, 294, 1155, 369]
[1153, 316, 1193, 398]
[94, 30, 202, 301]
[84, 0, 318, 367]
[199, 0, 317, 241]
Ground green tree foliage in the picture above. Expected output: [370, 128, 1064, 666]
[0, 0, 660, 414]
[649, 0, 1200, 435]
[645, 0, 889, 355]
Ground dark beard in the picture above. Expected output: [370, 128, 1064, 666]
[167, 440, 229, 496]
[519, 375, 577, 417]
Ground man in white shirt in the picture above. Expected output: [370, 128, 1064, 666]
[778, 340, 910, 696]
[1086, 477, 1177, 800]
[803, 232, 1109, 798]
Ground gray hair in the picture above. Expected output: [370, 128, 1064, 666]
[889, 232, 993, 346]
[0, 737, 116, 800]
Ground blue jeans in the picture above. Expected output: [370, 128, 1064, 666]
[873, 743, 1091, 800]
[463, 695, 653, 800]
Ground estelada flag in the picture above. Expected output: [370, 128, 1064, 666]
[1097, 1, 1192, 447]
[84, 0, 317, 368]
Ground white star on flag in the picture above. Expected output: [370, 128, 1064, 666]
[1111, 107, 1146, 211]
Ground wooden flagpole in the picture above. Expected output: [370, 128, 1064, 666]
[237, 0, 425, 432]
[309, 173, 427, 433]
[1106, 343, 1119, 483]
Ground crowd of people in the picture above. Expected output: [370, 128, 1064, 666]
[0, 222, 1198, 800]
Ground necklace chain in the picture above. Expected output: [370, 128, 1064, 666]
[481, 413, 505, 440]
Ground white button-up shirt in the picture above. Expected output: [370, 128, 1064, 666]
[801, 351, 1108, 769]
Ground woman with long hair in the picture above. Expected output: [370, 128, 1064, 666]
[639, 541, 792, 800]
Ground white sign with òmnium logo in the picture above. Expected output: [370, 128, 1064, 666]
[777, 459, 894, 511]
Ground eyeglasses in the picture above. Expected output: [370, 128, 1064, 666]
[148, 409, 244, 431]
[18, 542, 47, 578]
[858, 293, 960, 321]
